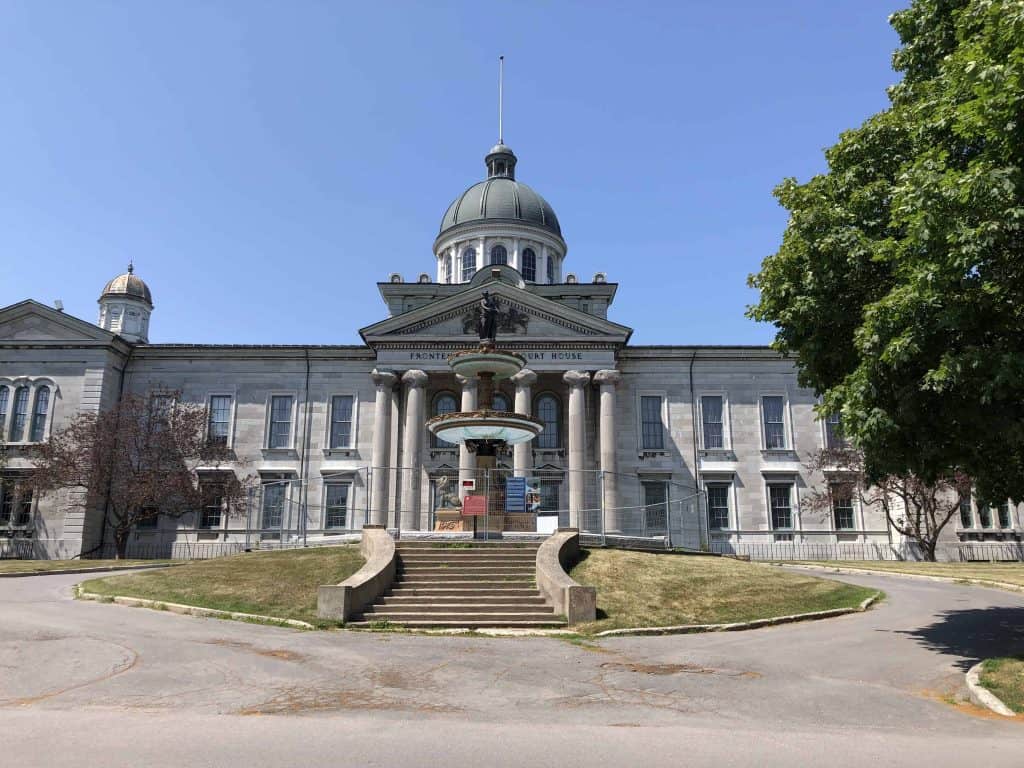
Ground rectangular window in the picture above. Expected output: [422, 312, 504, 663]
[15, 487, 33, 526]
[0, 481, 12, 525]
[998, 502, 1012, 530]
[706, 483, 730, 529]
[0, 481, 31, 526]
[642, 480, 668, 533]
[261, 482, 286, 529]
[198, 489, 223, 529]
[959, 494, 973, 528]
[324, 483, 350, 529]
[268, 396, 293, 449]
[831, 484, 855, 530]
[768, 484, 793, 529]
[824, 412, 847, 450]
[640, 395, 665, 450]
[762, 396, 787, 449]
[979, 503, 993, 529]
[330, 395, 354, 449]
[136, 510, 159, 530]
[149, 394, 174, 432]
[701, 395, 724, 449]
[207, 395, 232, 447]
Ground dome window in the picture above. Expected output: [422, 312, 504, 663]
[521, 248, 537, 282]
[546, 256, 555, 283]
[444, 254, 453, 283]
[490, 245, 507, 266]
[461, 248, 477, 282]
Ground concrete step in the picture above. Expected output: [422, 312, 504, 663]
[379, 595, 547, 605]
[354, 611, 564, 625]
[349, 620, 567, 629]
[398, 553, 537, 561]
[400, 564, 534, 573]
[396, 543, 541, 550]
[364, 603, 550, 615]
[387, 587, 540, 597]
[396, 577, 535, 586]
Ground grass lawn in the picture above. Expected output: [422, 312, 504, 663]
[980, 656, 1024, 713]
[0, 559, 169, 574]
[787, 561, 1024, 589]
[80, 546, 364, 625]
[569, 549, 878, 633]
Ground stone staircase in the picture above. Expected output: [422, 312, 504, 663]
[349, 541, 567, 629]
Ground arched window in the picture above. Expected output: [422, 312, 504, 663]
[535, 394, 560, 449]
[9, 386, 29, 442]
[461, 248, 477, 282]
[492, 393, 510, 412]
[29, 387, 50, 442]
[546, 255, 555, 283]
[433, 393, 458, 447]
[521, 248, 537, 282]
[444, 253, 452, 283]
[490, 245, 507, 266]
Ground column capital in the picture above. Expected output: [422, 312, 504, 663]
[593, 369, 622, 387]
[401, 369, 429, 388]
[510, 368, 537, 388]
[562, 370, 591, 388]
[371, 369, 398, 389]
[456, 374, 478, 392]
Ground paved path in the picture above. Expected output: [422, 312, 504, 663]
[1, 568, 1023, 766]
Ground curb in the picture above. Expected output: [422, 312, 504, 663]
[0, 563, 180, 579]
[76, 587, 315, 630]
[591, 592, 881, 637]
[966, 661, 1017, 717]
[775, 563, 1024, 595]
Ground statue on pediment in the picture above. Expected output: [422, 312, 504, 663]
[479, 291, 499, 343]
[462, 298, 530, 336]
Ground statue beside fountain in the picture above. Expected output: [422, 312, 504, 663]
[427, 289, 544, 535]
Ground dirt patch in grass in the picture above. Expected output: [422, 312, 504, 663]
[80, 547, 364, 625]
[786, 561, 1024, 589]
[0, 559, 170, 574]
[981, 656, 1024, 713]
[569, 548, 877, 634]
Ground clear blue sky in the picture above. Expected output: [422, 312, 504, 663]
[1, 1, 900, 345]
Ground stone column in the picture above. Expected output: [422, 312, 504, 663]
[456, 374, 478, 493]
[399, 370, 428, 531]
[594, 370, 622, 533]
[563, 370, 590, 529]
[369, 369, 397, 526]
[511, 368, 537, 477]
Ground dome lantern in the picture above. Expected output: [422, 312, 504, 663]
[97, 262, 153, 343]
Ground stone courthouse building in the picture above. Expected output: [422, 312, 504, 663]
[2, 140, 1021, 559]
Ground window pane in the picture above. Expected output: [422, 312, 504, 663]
[959, 494, 973, 528]
[707, 484, 730, 529]
[444, 254, 452, 283]
[490, 245, 507, 265]
[325, 483, 349, 528]
[825, 412, 846, 449]
[701, 396, 723, 449]
[269, 396, 293, 448]
[641, 396, 664, 450]
[979, 504, 993, 528]
[643, 481, 668, 532]
[208, 395, 232, 446]
[461, 248, 476, 281]
[29, 387, 50, 442]
[536, 395, 559, 449]
[522, 248, 536, 282]
[199, 487, 222, 528]
[769, 484, 792, 529]
[433, 394, 457, 447]
[831, 485, 855, 530]
[262, 483, 285, 528]
[492, 393, 510, 412]
[330, 395, 354, 449]
[0, 481, 12, 525]
[10, 386, 29, 441]
[540, 481, 560, 512]
[998, 502, 1011, 529]
[762, 396, 786, 449]
[546, 256, 554, 283]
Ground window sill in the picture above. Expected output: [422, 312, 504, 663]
[639, 450, 668, 459]
[323, 448, 360, 459]
[261, 448, 298, 458]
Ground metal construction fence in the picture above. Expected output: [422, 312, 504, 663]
[709, 538, 1024, 563]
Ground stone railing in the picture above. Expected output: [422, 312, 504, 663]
[536, 528, 596, 625]
[317, 525, 396, 623]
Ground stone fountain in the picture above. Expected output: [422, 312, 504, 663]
[425, 288, 544, 533]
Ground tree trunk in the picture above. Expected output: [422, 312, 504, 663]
[922, 539, 938, 562]
[114, 530, 129, 560]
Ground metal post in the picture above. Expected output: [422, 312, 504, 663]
[245, 486, 254, 551]
[599, 471, 607, 547]
[666, 483, 673, 550]
[364, 468, 371, 528]
[484, 467, 490, 541]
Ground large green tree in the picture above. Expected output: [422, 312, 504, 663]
[749, 0, 1024, 501]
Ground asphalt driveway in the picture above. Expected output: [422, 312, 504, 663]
[1, 566, 1022, 767]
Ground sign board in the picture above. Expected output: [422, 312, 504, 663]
[505, 477, 527, 512]
[462, 495, 487, 516]
[461, 479, 476, 492]
[525, 477, 542, 512]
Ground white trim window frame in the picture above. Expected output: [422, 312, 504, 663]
[705, 481, 732, 530]
[759, 392, 791, 451]
[326, 392, 358, 451]
[323, 480, 352, 530]
[1, 378, 59, 445]
[637, 390, 668, 452]
[431, 391, 459, 449]
[958, 492, 975, 531]
[534, 392, 562, 450]
[765, 478, 799, 538]
[698, 392, 730, 451]
[830, 482, 857, 532]
[206, 392, 236, 449]
[265, 393, 297, 450]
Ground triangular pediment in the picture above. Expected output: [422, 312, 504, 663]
[0, 300, 118, 343]
[360, 282, 632, 346]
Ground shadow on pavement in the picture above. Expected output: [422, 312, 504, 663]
[897, 607, 1024, 671]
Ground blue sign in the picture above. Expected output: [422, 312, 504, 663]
[505, 477, 527, 512]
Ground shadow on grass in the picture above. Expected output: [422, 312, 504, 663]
[896, 607, 1024, 671]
